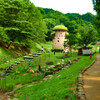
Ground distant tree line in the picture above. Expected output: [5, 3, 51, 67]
[38, 7, 98, 49]
[0, 0, 98, 50]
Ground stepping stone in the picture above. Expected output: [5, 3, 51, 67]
[23, 56, 29, 59]
[19, 59, 24, 62]
[0, 73, 5, 77]
[13, 64, 17, 66]
[6, 70, 11, 73]
[6, 61, 9, 63]
[29, 54, 33, 56]
[11, 63, 14, 66]
[0, 67, 5, 70]
[23, 56, 33, 59]
[36, 53, 42, 55]
[5, 73, 9, 76]
[29, 54, 33, 57]
[33, 55, 38, 57]
[32, 53, 37, 55]
[15, 61, 20, 64]
[50, 65, 55, 68]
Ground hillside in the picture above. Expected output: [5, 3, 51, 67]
[38, 7, 96, 41]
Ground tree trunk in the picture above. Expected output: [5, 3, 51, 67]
[7, 42, 12, 49]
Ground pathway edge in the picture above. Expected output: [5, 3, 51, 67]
[77, 56, 96, 100]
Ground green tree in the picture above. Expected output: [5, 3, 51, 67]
[76, 26, 97, 47]
[92, 0, 100, 39]
[0, 0, 47, 48]
[66, 34, 77, 49]
[44, 18, 58, 41]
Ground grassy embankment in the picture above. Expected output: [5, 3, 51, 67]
[0, 51, 81, 92]
[0, 42, 96, 100]
[12, 54, 95, 100]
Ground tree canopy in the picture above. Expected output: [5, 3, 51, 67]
[0, 0, 47, 48]
[38, 7, 96, 41]
[92, 0, 100, 39]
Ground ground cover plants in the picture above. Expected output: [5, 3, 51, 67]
[11, 54, 95, 100]
[0, 52, 80, 92]
[0, 48, 95, 100]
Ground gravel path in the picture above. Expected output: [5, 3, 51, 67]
[83, 55, 100, 100]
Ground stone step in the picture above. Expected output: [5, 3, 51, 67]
[19, 59, 25, 62]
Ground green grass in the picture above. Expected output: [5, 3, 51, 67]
[31, 42, 53, 52]
[0, 42, 96, 100]
[0, 52, 80, 92]
[12, 55, 95, 100]
[0, 47, 23, 69]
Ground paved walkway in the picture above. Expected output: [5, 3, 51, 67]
[83, 55, 100, 100]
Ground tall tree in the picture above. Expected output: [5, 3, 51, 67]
[92, 0, 100, 38]
[0, 0, 47, 48]
[76, 25, 97, 47]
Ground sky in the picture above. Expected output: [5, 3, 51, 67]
[30, 0, 96, 15]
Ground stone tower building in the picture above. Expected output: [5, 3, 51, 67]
[52, 25, 68, 50]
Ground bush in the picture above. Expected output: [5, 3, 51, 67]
[51, 49, 64, 52]
[46, 61, 54, 65]
[44, 71, 53, 76]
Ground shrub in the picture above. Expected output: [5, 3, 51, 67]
[44, 71, 53, 76]
[51, 49, 64, 52]
[46, 61, 54, 65]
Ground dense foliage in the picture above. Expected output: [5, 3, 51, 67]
[38, 7, 96, 43]
[0, 0, 97, 50]
[92, 0, 100, 39]
[0, 0, 47, 49]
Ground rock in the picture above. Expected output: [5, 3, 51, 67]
[11, 63, 14, 66]
[29, 54, 33, 56]
[13, 64, 17, 66]
[8, 92, 14, 97]
[36, 53, 42, 55]
[33, 55, 38, 57]
[5, 73, 9, 76]
[6, 61, 9, 63]
[77, 84, 83, 87]
[0, 67, 5, 70]
[6, 70, 11, 73]
[80, 97, 86, 100]
[68, 60, 72, 64]
[50, 65, 55, 68]
[79, 74, 82, 78]
[42, 69, 45, 72]
[78, 78, 83, 84]
[46, 61, 53, 65]
[32, 53, 38, 55]
[0, 73, 5, 77]
[54, 63, 61, 68]
[78, 91, 85, 95]
[78, 88, 84, 92]
[19, 59, 24, 62]
[23, 56, 29, 59]
[16, 62, 21, 64]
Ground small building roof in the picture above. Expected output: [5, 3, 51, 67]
[53, 25, 68, 31]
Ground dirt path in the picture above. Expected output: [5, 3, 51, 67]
[83, 55, 100, 100]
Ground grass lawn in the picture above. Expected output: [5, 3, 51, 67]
[0, 52, 80, 92]
[10, 54, 95, 100]
[0, 42, 96, 100]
